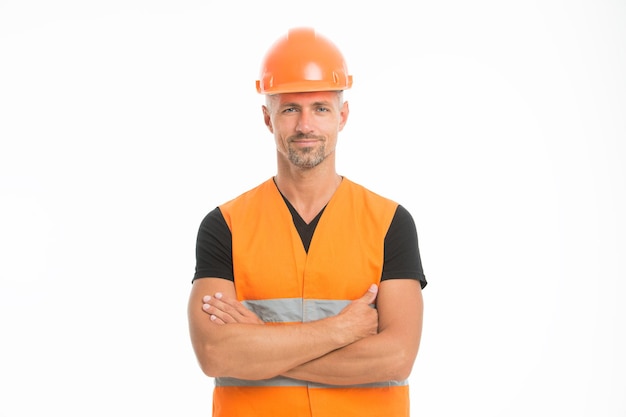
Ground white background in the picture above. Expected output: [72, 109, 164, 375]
[1, 1, 625, 415]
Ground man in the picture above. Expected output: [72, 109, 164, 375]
[188, 27, 427, 417]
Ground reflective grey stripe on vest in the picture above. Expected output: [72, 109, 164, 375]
[215, 376, 408, 389]
[220, 297, 403, 389]
[242, 298, 368, 323]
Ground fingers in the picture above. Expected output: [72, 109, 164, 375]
[209, 314, 226, 325]
[335, 284, 380, 342]
[360, 284, 378, 305]
[202, 293, 263, 325]
[203, 293, 235, 324]
[202, 285, 378, 325]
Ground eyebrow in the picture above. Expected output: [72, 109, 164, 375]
[279, 101, 333, 108]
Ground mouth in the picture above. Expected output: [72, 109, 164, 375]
[292, 139, 319, 145]
[289, 135, 323, 145]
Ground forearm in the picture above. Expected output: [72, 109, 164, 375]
[190, 280, 381, 381]
[191, 317, 354, 380]
[284, 280, 424, 385]
[282, 330, 416, 385]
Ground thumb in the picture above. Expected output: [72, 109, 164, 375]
[360, 284, 378, 305]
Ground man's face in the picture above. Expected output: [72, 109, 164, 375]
[263, 91, 349, 170]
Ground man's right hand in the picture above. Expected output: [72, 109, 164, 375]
[202, 292, 264, 325]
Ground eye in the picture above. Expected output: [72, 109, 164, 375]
[316, 106, 330, 112]
[282, 107, 299, 113]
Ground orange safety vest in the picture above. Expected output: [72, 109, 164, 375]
[215, 177, 410, 417]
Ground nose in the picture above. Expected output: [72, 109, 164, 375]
[296, 110, 314, 134]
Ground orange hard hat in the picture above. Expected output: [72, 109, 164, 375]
[256, 27, 353, 95]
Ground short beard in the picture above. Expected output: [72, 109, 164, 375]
[287, 143, 326, 169]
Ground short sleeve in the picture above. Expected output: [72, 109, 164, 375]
[382, 205, 427, 289]
[193, 207, 234, 282]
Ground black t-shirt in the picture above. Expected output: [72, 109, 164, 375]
[194, 203, 427, 289]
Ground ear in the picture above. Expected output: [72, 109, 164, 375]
[262, 105, 274, 133]
[338, 101, 350, 132]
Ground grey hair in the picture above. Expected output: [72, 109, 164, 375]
[265, 91, 344, 111]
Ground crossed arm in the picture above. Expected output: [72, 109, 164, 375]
[187, 277, 423, 385]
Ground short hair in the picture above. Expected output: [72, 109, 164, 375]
[265, 91, 344, 111]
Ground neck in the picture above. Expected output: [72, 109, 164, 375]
[274, 162, 342, 224]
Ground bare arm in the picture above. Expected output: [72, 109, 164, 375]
[283, 279, 424, 385]
[201, 278, 424, 385]
[187, 277, 379, 380]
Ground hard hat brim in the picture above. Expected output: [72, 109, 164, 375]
[256, 76, 353, 95]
